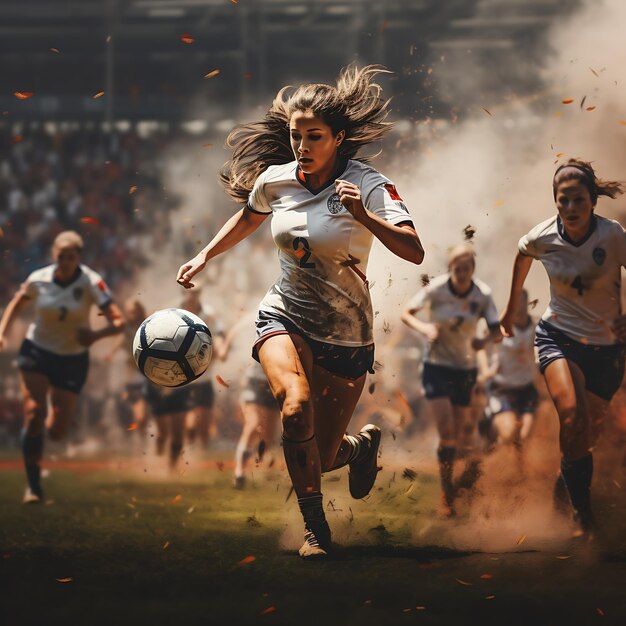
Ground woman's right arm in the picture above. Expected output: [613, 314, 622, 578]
[0, 289, 31, 350]
[400, 306, 439, 342]
[176, 206, 269, 289]
[500, 252, 533, 337]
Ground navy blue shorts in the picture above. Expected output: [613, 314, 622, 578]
[190, 381, 215, 409]
[422, 362, 477, 407]
[252, 311, 375, 380]
[145, 383, 191, 417]
[486, 382, 538, 417]
[535, 320, 625, 401]
[240, 378, 278, 409]
[17, 339, 89, 394]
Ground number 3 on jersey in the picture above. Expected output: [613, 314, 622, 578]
[293, 237, 316, 269]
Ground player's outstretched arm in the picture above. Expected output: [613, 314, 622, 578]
[176, 207, 269, 289]
[0, 288, 31, 351]
[500, 252, 533, 337]
[77, 302, 126, 348]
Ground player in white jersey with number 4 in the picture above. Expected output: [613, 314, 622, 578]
[0, 231, 125, 503]
[176, 65, 424, 559]
[501, 159, 626, 538]
[402, 244, 501, 517]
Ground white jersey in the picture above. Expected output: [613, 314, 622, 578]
[22, 264, 113, 355]
[519, 214, 626, 345]
[406, 273, 499, 370]
[493, 319, 536, 388]
[248, 159, 412, 346]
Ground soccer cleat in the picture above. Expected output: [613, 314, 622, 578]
[437, 492, 456, 518]
[22, 487, 43, 505]
[348, 424, 381, 499]
[233, 475, 246, 490]
[298, 522, 332, 560]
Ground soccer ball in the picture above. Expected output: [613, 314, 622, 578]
[133, 308, 212, 387]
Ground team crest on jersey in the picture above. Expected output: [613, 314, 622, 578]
[469, 301, 480, 314]
[327, 193, 344, 214]
[73, 287, 83, 301]
[592, 247, 606, 266]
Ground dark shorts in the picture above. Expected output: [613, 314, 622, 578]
[240, 377, 278, 409]
[17, 339, 89, 394]
[486, 382, 538, 417]
[145, 383, 192, 417]
[422, 362, 477, 407]
[190, 381, 215, 409]
[125, 382, 145, 403]
[252, 311, 375, 380]
[535, 320, 625, 401]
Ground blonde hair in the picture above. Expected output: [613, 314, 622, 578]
[447, 243, 476, 268]
[53, 230, 84, 253]
[220, 64, 394, 203]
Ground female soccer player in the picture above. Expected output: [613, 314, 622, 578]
[0, 231, 124, 502]
[401, 244, 501, 517]
[482, 289, 538, 450]
[501, 158, 626, 538]
[176, 65, 424, 558]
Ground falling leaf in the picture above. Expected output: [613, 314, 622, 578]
[171, 494, 181, 504]
[556, 555, 572, 560]
[204, 69, 220, 79]
[579, 95, 587, 109]
[589, 67, 599, 77]
[456, 578, 473, 586]
[129, 185, 138, 194]
[402, 468, 417, 481]
[463, 224, 476, 240]
[596, 608, 605, 616]
[480, 574, 493, 579]
[127, 423, 138, 431]
[14, 92, 34, 99]
[243, 73, 252, 78]
[92, 91, 105, 99]
[106, 35, 111, 43]
[181, 34, 195, 44]
[485, 595, 496, 600]
[415, 606, 426, 610]
[481, 107, 492, 117]
[80, 217, 100, 225]
[420, 273, 430, 287]
[187, 506, 195, 514]
[162, 541, 170, 550]
[13, 135, 22, 143]
[215, 375, 230, 388]
[56, 578, 73, 583]
[561, 98, 574, 104]
[238, 555, 256, 564]
[50, 48, 60, 53]
[516, 534, 526, 545]
[556, 152, 564, 157]
[260, 607, 276, 615]
[586, 106, 596, 111]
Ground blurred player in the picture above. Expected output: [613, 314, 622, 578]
[176, 65, 424, 558]
[480, 289, 538, 451]
[0, 231, 124, 503]
[401, 244, 501, 517]
[501, 158, 626, 538]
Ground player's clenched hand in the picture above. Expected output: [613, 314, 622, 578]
[423, 323, 440, 343]
[335, 179, 366, 219]
[176, 255, 206, 289]
[612, 315, 626, 342]
[499, 312, 515, 338]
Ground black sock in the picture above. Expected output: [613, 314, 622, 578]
[297, 492, 330, 542]
[170, 442, 183, 466]
[560, 454, 593, 529]
[22, 431, 44, 496]
[437, 446, 456, 500]
[553, 473, 570, 513]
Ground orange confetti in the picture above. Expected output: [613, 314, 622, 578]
[171, 494, 181, 504]
[129, 186, 138, 194]
[13, 135, 22, 143]
[596, 608, 605, 616]
[556, 152, 564, 157]
[561, 98, 574, 104]
[456, 579, 473, 586]
[619, 121, 626, 126]
[162, 541, 170, 550]
[556, 555, 572, 560]
[585, 106, 596, 111]
[516, 534, 526, 545]
[80, 217, 100, 225]
[92, 91, 105, 99]
[243, 73, 252, 78]
[480, 574, 493, 579]
[56, 578, 73, 583]
[238, 555, 256, 565]
[215, 375, 230, 388]
[181, 34, 195, 44]
[50, 48, 60, 53]
[127, 423, 138, 431]
[204, 70, 220, 79]
[485, 595, 496, 600]
[14, 92, 33, 100]
[260, 607, 276, 615]
[201, 143, 212, 148]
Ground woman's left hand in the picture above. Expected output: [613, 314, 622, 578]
[612, 315, 626, 342]
[77, 328, 98, 347]
[335, 179, 366, 220]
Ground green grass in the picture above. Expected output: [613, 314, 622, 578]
[1, 458, 626, 626]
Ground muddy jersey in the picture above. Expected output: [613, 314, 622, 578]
[406, 274, 499, 369]
[22, 264, 113, 355]
[248, 159, 412, 346]
[518, 214, 626, 345]
[493, 320, 536, 388]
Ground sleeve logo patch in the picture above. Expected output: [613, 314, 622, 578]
[384, 184, 403, 202]
[97, 279, 110, 293]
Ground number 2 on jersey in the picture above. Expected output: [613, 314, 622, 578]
[58, 306, 68, 321]
[570, 275, 585, 296]
[293, 237, 316, 269]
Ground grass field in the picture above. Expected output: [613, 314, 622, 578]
[1, 447, 626, 626]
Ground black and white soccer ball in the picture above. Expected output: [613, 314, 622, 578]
[133, 308, 212, 387]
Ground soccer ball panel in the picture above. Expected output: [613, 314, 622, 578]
[185, 332, 213, 376]
[143, 356, 188, 387]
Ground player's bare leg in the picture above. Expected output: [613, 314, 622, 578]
[169, 411, 186, 472]
[258, 333, 329, 558]
[154, 416, 169, 457]
[430, 397, 458, 517]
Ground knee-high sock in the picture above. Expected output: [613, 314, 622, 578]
[560, 454, 593, 529]
[326, 431, 373, 472]
[297, 492, 330, 544]
[22, 430, 44, 496]
[282, 433, 321, 497]
[437, 445, 456, 502]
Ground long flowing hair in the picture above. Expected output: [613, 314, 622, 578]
[220, 65, 393, 203]
[553, 158, 624, 203]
